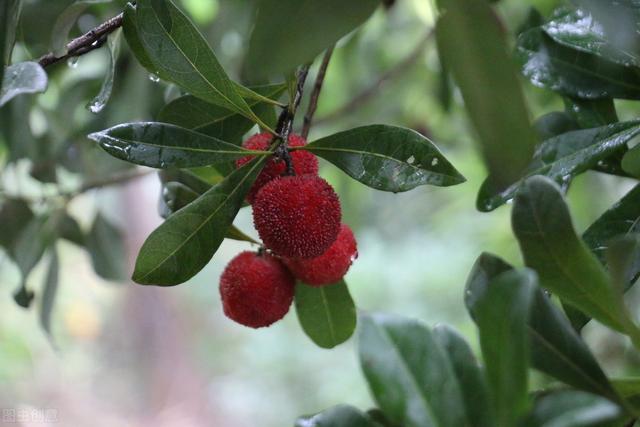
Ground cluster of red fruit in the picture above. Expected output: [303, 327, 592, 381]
[219, 133, 358, 328]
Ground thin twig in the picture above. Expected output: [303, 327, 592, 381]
[314, 29, 434, 125]
[38, 12, 124, 68]
[302, 46, 334, 139]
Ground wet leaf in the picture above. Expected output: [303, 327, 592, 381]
[133, 157, 266, 286]
[303, 125, 465, 192]
[0, 61, 47, 107]
[563, 97, 618, 129]
[86, 29, 120, 114]
[89, 122, 269, 169]
[295, 405, 382, 427]
[294, 280, 356, 349]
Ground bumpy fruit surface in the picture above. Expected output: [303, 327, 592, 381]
[219, 251, 295, 328]
[253, 175, 342, 258]
[284, 224, 358, 286]
[236, 132, 318, 204]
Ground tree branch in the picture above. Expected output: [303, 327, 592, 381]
[38, 12, 124, 68]
[314, 29, 434, 125]
[59, 168, 152, 199]
[302, 46, 334, 139]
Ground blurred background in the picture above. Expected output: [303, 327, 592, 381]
[2, 0, 640, 425]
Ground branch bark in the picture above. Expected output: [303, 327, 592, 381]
[38, 12, 124, 68]
[302, 46, 334, 139]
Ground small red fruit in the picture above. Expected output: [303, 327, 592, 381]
[284, 224, 358, 286]
[219, 251, 295, 328]
[253, 175, 342, 259]
[236, 132, 318, 204]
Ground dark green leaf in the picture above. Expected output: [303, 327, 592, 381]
[478, 120, 640, 212]
[543, 5, 640, 68]
[39, 249, 59, 339]
[124, 0, 273, 130]
[0, 62, 47, 107]
[606, 235, 640, 293]
[88, 122, 269, 169]
[516, 28, 640, 100]
[436, 0, 536, 194]
[432, 325, 495, 427]
[295, 405, 382, 427]
[622, 144, 640, 177]
[86, 213, 126, 281]
[512, 176, 640, 340]
[474, 268, 536, 427]
[294, 280, 357, 349]
[303, 125, 465, 192]
[465, 253, 619, 402]
[157, 83, 285, 143]
[51, 0, 111, 56]
[87, 29, 120, 113]
[58, 213, 85, 247]
[133, 157, 267, 286]
[0, 0, 22, 92]
[564, 97, 618, 129]
[245, 0, 379, 79]
[533, 112, 578, 142]
[159, 168, 213, 194]
[522, 390, 625, 427]
[0, 198, 34, 255]
[358, 312, 467, 427]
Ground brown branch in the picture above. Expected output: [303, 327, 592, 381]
[302, 46, 334, 139]
[314, 29, 434, 125]
[38, 12, 124, 68]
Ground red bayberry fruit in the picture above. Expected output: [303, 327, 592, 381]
[236, 132, 318, 204]
[284, 224, 358, 286]
[219, 251, 295, 328]
[253, 175, 342, 258]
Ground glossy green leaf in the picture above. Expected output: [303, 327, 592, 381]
[295, 405, 382, 427]
[564, 97, 618, 129]
[432, 325, 495, 427]
[86, 29, 120, 114]
[124, 0, 272, 130]
[474, 268, 536, 427]
[543, 6, 640, 68]
[0, 0, 21, 92]
[86, 213, 126, 282]
[159, 168, 213, 194]
[622, 144, 640, 178]
[0, 62, 47, 107]
[89, 122, 269, 169]
[436, 0, 536, 194]
[521, 390, 625, 427]
[50, 0, 111, 56]
[157, 83, 285, 143]
[517, 28, 640, 100]
[39, 249, 59, 339]
[133, 157, 266, 286]
[245, 0, 379, 79]
[466, 253, 619, 402]
[478, 120, 640, 211]
[358, 312, 467, 427]
[294, 280, 356, 349]
[512, 176, 640, 341]
[303, 125, 465, 192]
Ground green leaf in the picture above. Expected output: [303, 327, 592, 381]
[88, 122, 269, 169]
[0, 198, 34, 256]
[512, 176, 640, 340]
[358, 312, 467, 427]
[612, 378, 640, 411]
[133, 157, 267, 286]
[295, 405, 383, 427]
[39, 249, 59, 339]
[245, 0, 379, 79]
[564, 97, 618, 129]
[432, 325, 495, 427]
[58, 213, 85, 247]
[86, 213, 126, 282]
[516, 28, 640, 100]
[303, 125, 465, 192]
[533, 112, 579, 142]
[522, 390, 625, 427]
[0, 62, 47, 107]
[606, 235, 640, 293]
[622, 144, 640, 178]
[157, 83, 286, 142]
[543, 6, 640, 68]
[123, 0, 272, 130]
[294, 280, 357, 349]
[0, 0, 22, 92]
[466, 253, 620, 403]
[474, 268, 536, 427]
[87, 29, 120, 113]
[50, 0, 111, 56]
[478, 120, 640, 212]
[436, 0, 536, 194]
